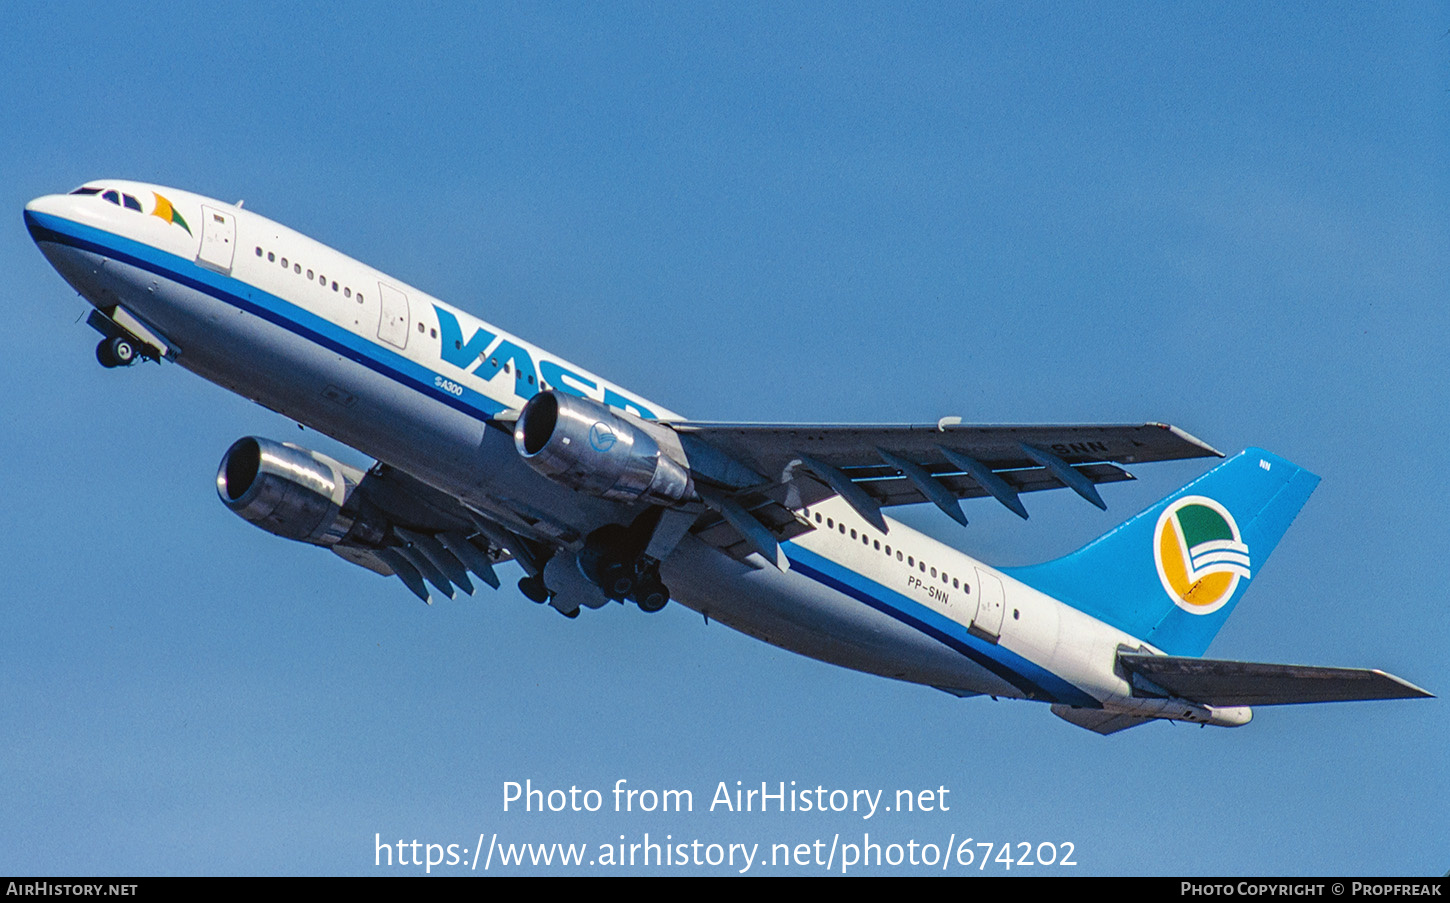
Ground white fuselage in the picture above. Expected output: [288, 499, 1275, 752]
[26, 181, 1232, 725]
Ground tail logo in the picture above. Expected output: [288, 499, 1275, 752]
[1153, 496, 1250, 615]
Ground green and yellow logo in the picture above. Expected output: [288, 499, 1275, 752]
[150, 192, 191, 236]
[1153, 496, 1250, 615]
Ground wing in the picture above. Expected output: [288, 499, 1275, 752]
[217, 436, 553, 605]
[319, 462, 538, 604]
[323, 464, 508, 602]
[1118, 653, 1434, 707]
[668, 419, 1220, 565]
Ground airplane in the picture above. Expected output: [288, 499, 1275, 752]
[25, 179, 1430, 734]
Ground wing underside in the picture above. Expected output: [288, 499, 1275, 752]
[326, 463, 535, 603]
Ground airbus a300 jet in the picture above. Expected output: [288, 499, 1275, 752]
[25, 181, 1429, 734]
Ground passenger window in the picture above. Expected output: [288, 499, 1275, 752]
[307, 269, 314, 279]
[268, 252, 275, 262]
[294, 264, 301, 274]
[953, 578, 959, 589]
[255, 247, 263, 256]
[281, 258, 288, 268]
[345, 288, 351, 298]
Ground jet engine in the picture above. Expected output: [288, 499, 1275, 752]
[514, 391, 695, 506]
[216, 436, 370, 547]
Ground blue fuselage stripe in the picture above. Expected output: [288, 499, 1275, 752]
[25, 210, 507, 423]
[784, 543, 1099, 707]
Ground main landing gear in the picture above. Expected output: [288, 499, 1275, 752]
[518, 574, 550, 604]
[520, 520, 673, 616]
[633, 579, 669, 613]
[598, 560, 669, 614]
[577, 528, 672, 614]
[95, 336, 138, 368]
[514, 517, 675, 617]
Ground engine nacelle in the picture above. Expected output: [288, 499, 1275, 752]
[514, 391, 695, 506]
[216, 437, 365, 546]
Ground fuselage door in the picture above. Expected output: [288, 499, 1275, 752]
[196, 206, 236, 274]
[377, 282, 410, 349]
[970, 568, 1006, 643]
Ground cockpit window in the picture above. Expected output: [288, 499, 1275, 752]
[88, 187, 154, 217]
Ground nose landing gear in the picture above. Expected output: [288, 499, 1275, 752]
[95, 336, 138, 368]
[86, 307, 167, 369]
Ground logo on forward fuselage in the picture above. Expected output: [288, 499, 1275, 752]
[151, 192, 191, 235]
[1153, 496, 1250, 615]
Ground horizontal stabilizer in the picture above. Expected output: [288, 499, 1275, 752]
[1119, 653, 1433, 707]
[934, 686, 983, 699]
[1050, 704, 1153, 735]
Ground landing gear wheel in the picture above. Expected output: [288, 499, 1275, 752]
[96, 336, 137, 368]
[597, 560, 636, 599]
[518, 575, 550, 603]
[633, 581, 669, 613]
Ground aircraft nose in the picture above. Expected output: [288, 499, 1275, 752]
[24, 194, 69, 242]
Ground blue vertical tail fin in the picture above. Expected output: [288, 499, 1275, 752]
[1002, 448, 1319, 657]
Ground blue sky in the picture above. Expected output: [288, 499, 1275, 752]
[2, 3, 1446, 876]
